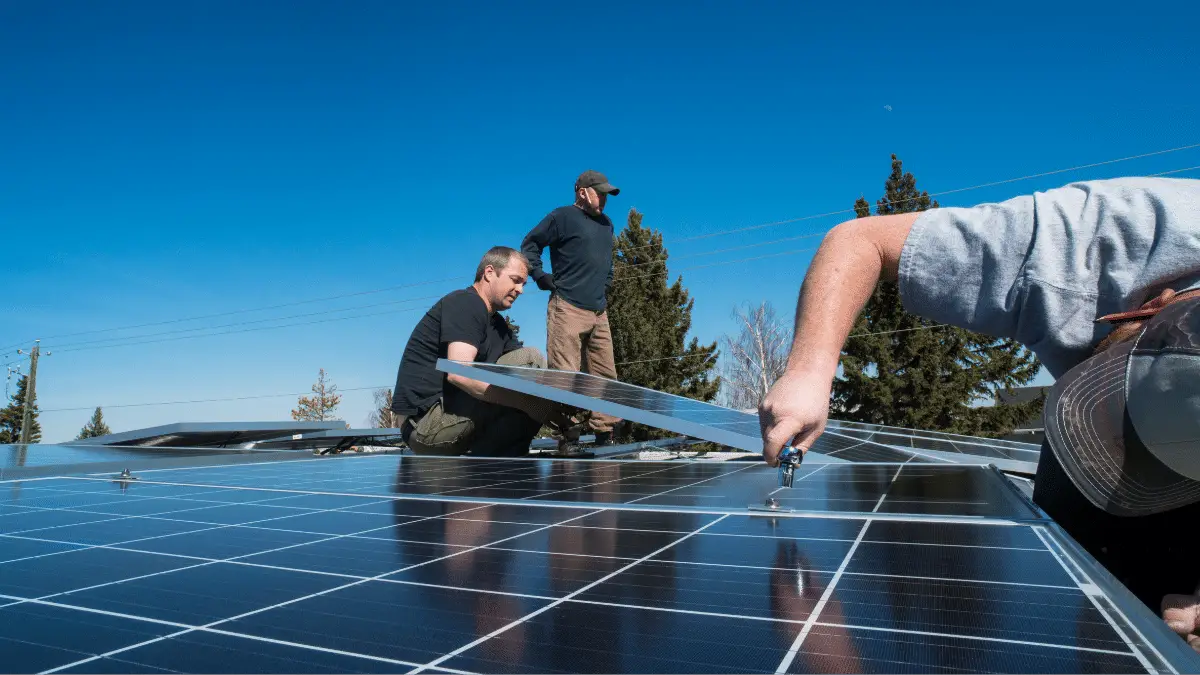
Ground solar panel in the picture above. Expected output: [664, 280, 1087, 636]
[826, 419, 1042, 471]
[74, 421, 349, 448]
[436, 360, 1021, 467]
[0, 442, 303, 480]
[1, 451, 1195, 673]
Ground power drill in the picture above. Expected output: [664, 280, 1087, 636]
[778, 445, 803, 488]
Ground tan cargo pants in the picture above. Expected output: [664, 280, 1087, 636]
[545, 294, 621, 433]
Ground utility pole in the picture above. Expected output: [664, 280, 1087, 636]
[17, 340, 48, 444]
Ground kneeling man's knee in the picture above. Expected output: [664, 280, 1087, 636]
[497, 347, 547, 369]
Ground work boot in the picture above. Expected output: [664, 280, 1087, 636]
[593, 431, 614, 446]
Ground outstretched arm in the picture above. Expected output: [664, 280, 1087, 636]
[758, 212, 919, 465]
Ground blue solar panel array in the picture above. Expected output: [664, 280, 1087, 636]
[1, 450, 1195, 673]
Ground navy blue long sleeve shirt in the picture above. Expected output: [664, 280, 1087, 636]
[521, 205, 615, 312]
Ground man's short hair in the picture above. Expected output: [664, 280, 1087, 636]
[474, 246, 524, 282]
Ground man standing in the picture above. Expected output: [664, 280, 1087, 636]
[391, 246, 569, 456]
[758, 177, 1200, 651]
[522, 170, 623, 445]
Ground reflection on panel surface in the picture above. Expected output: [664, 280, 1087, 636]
[0, 451, 1191, 673]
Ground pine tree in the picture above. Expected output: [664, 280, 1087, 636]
[608, 208, 720, 439]
[76, 407, 113, 439]
[831, 154, 1043, 436]
[291, 368, 342, 422]
[0, 375, 41, 444]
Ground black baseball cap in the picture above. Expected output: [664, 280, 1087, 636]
[1044, 294, 1200, 517]
[575, 170, 620, 196]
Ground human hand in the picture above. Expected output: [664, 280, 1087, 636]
[536, 274, 556, 292]
[759, 370, 831, 467]
[1162, 592, 1200, 652]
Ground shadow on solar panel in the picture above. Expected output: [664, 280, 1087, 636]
[437, 360, 974, 464]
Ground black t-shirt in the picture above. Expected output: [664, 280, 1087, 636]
[391, 287, 521, 416]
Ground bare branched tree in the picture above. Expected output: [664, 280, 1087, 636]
[291, 368, 342, 422]
[719, 301, 791, 410]
[366, 388, 402, 428]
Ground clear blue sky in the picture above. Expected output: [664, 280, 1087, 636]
[3, 0, 1198, 443]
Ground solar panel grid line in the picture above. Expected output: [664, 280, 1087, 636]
[1032, 526, 1167, 674]
[511, 463, 694, 501]
[623, 462, 760, 504]
[425, 461, 631, 497]
[0, 491, 392, 541]
[827, 418, 1041, 451]
[47, 476, 1042, 525]
[822, 430, 961, 465]
[775, 518, 874, 673]
[871, 461, 909, 512]
[30, 506, 610, 675]
[408, 513, 732, 674]
[803, 620, 1140, 657]
[0, 500, 501, 615]
[24, 593, 452, 675]
[1, 489, 333, 532]
[0, 495, 492, 593]
[508, 593, 1143, 660]
[548, 597, 1150, 661]
[693, 562, 1079, 591]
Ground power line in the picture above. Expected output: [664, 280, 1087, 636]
[0, 275, 468, 353]
[43, 152, 1200, 356]
[1148, 165, 1200, 177]
[617, 231, 827, 271]
[47, 246, 825, 355]
[614, 246, 820, 283]
[621, 141, 1200, 251]
[47, 293, 446, 351]
[10, 144, 1196, 355]
[44, 322, 966, 410]
[39, 385, 389, 414]
[613, 324, 952, 367]
[51, 305, 430, 355]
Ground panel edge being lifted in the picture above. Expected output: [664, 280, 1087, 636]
[436, 359, 845, 459]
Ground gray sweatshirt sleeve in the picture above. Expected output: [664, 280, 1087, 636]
[897, 178, 1200, 377]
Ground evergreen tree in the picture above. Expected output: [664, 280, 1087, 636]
[608, 208, 720, 438]
[832, 154, 1043, 436]
[76, 407, 112, 439]
[291, 368, 342, 422]
[0, 375, 41, 443]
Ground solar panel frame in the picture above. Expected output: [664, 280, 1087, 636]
[248, 428, 407, 452]
[0, 442, 308, 480]
[74, 421, 350, 448]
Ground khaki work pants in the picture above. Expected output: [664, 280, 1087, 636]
[545, 294, 621, 433]
[407, 347, 560, 456]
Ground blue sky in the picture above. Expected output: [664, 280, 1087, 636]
[3, 0, 1198, 443]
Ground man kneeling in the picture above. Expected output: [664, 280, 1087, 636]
[391, 246, 569, 456]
